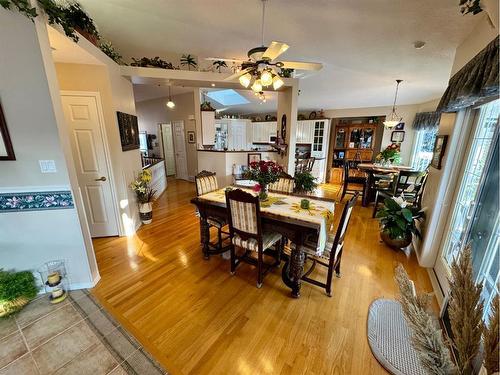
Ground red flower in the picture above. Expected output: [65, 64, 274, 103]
[253, 183, 261, 192]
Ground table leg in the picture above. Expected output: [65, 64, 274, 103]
[199, 217, 210, 259]
[289, 232, 305, 298]
[362, 172, 373, 207]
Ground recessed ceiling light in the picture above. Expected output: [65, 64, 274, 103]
[413, 41, 426, 49]
[211, 83, 215, 87]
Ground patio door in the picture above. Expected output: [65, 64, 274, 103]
[434, 99, 499, 314]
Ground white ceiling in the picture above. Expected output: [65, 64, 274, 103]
[79, 0, 478, 112]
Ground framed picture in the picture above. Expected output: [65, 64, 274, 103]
[391, 130, 405, 143]
[0, 103, 15, 160]
[395, 122, 405, 130]
[431, 135, 448, 169]
[117, 111, 140, 151]
[248, 153, 261, 165]
[187, 131, 195, 144]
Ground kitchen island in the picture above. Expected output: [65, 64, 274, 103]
[197, 150, 279, 186]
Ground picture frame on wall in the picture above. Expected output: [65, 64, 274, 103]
[116, 111, 140, 151]
[248, 153, 261, 165]
[187, 131, 195, 144]
[431, 135, 448, 170]
[395, 122, 405, 130]
[391, 130, 405, 143]
[0, 102, 15, 160]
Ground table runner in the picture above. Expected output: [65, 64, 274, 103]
[198, 188, 335, 255]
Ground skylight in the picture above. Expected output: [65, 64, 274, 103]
[206, 89, 249, 106]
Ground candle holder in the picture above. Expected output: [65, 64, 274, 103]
[38, 260, 68, 304]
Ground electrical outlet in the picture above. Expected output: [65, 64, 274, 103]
[39, 160, 57, 173]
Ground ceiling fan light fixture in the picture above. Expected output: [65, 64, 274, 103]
[239, 72, 252, 88]
[166, 100, 175, 109]
[272, 75, 284, 90]
[383, 79, 403, 129]
[251, 79, 263, 93]
[261, 69, 273, 86]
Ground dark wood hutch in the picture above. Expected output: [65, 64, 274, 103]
[328, 116, 385, 184]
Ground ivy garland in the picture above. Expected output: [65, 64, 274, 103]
[0, 0, 37, 20]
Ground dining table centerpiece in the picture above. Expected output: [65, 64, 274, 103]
[375, 196, 423, 249]
[375, 143, 402, 165]
[244, 160, 283, 201]
[130, 169, 157, 224]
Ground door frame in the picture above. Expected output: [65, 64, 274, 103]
[60, 90, 122, 237]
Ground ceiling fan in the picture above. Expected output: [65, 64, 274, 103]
[205, 0, 322, 92]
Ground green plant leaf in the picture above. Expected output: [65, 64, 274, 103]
[384, 198, 401, 211]
[401, 208, 413, 222]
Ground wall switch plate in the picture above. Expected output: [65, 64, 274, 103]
[39, 160, 57, 173]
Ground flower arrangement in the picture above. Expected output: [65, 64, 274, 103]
[244, 160, 283, 200]
[376, 196, 423, 246]
[130, 169, 156, 204]
[376, 143, 402, 164]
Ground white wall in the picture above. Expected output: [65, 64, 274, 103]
[136, 91, 198, 179]
[0, 9, 96, 287]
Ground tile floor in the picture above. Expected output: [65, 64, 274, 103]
[0, 290, 168, 375]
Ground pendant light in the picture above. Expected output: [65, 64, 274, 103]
[383, 79, 403, 129]
[166, 85, 175, 109]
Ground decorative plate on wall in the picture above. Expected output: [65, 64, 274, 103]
[308, 111, 317, 119]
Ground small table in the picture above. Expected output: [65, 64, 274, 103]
[357, 164, 416, 207]
[191, 188, 335, 298]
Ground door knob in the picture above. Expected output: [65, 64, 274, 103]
[95, 176, 107, 181]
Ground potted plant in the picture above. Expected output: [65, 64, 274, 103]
[212, 60, 228, 73]
[180, 54, 198, 71]
[294, 171, 317, 194]
[375, 143, 402, 165]
[0, 269, 39, 317]
[130, 169, 157, 224]
[375, 196, 423, 249]
[99, 40, 123, 64]
[244, 160, 283, 201]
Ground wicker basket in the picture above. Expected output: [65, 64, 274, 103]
[0, 296, 30, 318]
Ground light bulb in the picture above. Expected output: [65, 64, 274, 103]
[239, 73, 252, 88]
[251, 79, 262, 92]
[383, 120, 399, 129]
[166, 100, 175, 109]
[262, 98, 267, 103]
[261, 70, 273, 86]
[272, 75, 284, 90]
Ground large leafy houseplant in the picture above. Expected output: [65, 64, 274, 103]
[376, 196, 423, 249]
[244, 160, 283, 201]
[294, 171, 317, 193]
[0, 269, 39, 317]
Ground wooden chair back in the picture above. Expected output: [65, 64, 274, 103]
[296, 157, 315, 174]
[269, 172, 295, 193]
[331, 192, 357, 253]
[393, 170, 425, 195]
[344, 160, 366, 181]
[225, 189, 263, 245]
[195, 170, 218, 196]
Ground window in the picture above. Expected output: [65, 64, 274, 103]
[411, 127, 437, 171]
[139, 131, 148, 153]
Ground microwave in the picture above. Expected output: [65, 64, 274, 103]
[269, 134, 277, 143]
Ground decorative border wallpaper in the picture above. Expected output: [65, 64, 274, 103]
[0, 191, 74, 212]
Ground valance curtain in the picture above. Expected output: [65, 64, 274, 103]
[437, 37, 499, 112]
[412, 112, 441, 130]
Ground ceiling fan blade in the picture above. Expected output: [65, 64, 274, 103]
[224, 67, 253, 81]
[205, 57, 244, 63]
[262, 41, 289, 61]
[280, 61, 323, 71]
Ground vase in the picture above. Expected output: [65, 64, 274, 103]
[258, 184, 268, 201]
[380, 231, 412, 250]
[139, 202, 153, 224]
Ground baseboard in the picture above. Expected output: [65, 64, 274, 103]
[69, 273, 101, 290]
[427, 268, 445, 311]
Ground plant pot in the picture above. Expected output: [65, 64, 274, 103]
[0, 296, 30, 318]
[380, 231, 412, 250]
[139, 202, 153, 224]
[75, 27, 99, 46]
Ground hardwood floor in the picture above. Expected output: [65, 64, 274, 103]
[91, 179, 433, 375]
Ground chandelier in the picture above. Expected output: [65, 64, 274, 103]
[383, 79, 403, 129]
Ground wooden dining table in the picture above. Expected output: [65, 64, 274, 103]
[191, 187, 335, 298]
[357, 163, 416, 207]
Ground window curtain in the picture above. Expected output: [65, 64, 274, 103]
[412, 111, 441, 130]
[437, 37, 499, 112]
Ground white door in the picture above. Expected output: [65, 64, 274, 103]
[160, 123, 176, 176]
[172, 121, 189, 180]
[61, 94, 119, 237]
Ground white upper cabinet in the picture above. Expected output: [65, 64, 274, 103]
[227, 120, 248, 150]
[201, 111, 216, 145]
[296, 120, 314, 143]
[311, 120, 330, 158]
[252, 121, 277, 143]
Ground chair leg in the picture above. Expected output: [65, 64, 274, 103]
[217, 226, 223, 250]
[341, 182, 347, 201]
[230, 245, 236, 275]
[372, 191, 379, 218]
[325, 263, 334, 297]
[257, 249, 263, 288]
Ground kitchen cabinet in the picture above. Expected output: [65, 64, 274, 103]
[201, 111, 216, 145]
[334, 126, 348, 148]
[227, 120, 247, 150]
[252, 121, 277, 143]
[332, 121, 379, 163]
[296, 120, 313, 144]
[329, 167, 344, 184]
[311, 120, 329, 157]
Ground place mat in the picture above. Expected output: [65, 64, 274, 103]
[199, 188, 335, 255]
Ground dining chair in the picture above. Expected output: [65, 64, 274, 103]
[295, 157, 315, 174]
[195, 170, 229, 257]
[300, 192, 358, 297]
[268, 172, 295, 193]
[340, 161, 366, 201]
[372, 170, 428, 217]
[225, 188, 283, 288]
